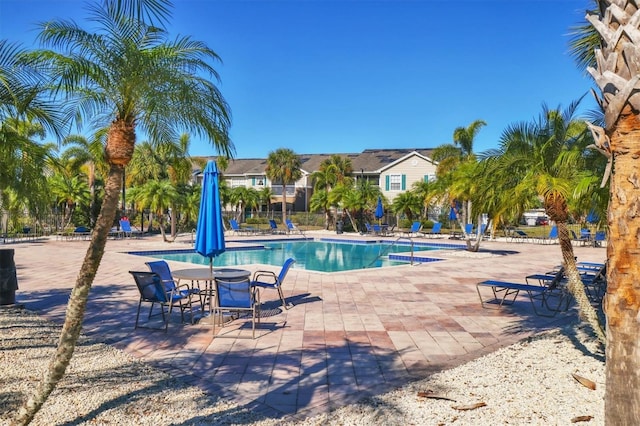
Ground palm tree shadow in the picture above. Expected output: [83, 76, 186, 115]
[170, 340, 447, 425]
[501, 303, 605, 362]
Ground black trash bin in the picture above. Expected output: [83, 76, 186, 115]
[336, 220, 343, 234]
[0, 249, 18, 305]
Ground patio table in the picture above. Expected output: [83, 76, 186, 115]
[172, 267, 251, 283]
[173, 268, 252, 323]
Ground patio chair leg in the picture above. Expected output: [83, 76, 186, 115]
[278, 287, 290, 309]
[135, 301, 143, 329]
[164, 304, 175, 332]
[252, 307, 255, 339]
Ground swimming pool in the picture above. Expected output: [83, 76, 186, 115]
[131, 239, 454, 273]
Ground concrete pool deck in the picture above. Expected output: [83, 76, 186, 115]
[10, 231, 606, 421]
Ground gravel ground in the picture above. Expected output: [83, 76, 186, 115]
[1, 307, 605, 425]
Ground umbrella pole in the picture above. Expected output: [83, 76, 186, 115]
[208, 258, 213, 328]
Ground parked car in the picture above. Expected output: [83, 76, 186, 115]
[535, 217, 549, 226]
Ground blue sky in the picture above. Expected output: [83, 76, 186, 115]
[0, 0, 596, 159]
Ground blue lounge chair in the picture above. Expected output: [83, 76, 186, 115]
[541, 226, 558, 244]
[464, 223, 474, 235]
[251, 258, 296, 309]
[579, 263, 607, 301]
[423, 222, 442, 238]
[477, 267, 570, 317]
[580, 228, 592, 241]
[403, 221, 422, 237]
[119, 219, 141, 238]
[229, 218, 253, 235]
[382, 224, 395, 236]
[571, 230, 590, 246]
[269, 219, 286, 234]
[509, 229, 531, 243]
[72, 226, 91, 240]
[213, 277, 261, 339]
[285, 219, 303, 234]
[593, 231, 606, 247]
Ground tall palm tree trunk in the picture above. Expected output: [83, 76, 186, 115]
[281, 184, 287, 224]
[159, 215, 169, 242]
[89, 163, 96, 228]
[13, 165, 123, 425]
[604, 112, 640, 423]
[170, 203, 177, 239]
[344, 208, 358, 232]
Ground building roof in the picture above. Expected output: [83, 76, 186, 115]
[193, 148, 435, 176]
[351, 148, 434, 173]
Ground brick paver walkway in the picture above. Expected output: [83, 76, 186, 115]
[9, 232, 605, 421]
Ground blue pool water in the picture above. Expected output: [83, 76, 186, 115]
[132, 239, 451, 273]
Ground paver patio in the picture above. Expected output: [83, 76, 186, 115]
[9, 232, 605, 421]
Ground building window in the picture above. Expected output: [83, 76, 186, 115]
[389, 174, 401, 191]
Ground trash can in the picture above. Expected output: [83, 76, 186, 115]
[0, 249, 18, 305]
[336, 220, 343, 234]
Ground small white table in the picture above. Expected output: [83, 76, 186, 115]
[172, 268, 251, 283]
[172, 268, 252, 323]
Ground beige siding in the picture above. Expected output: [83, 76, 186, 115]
[379, 154, 437, 201]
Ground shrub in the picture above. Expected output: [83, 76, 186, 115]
[399, 219, 413, 229]
[246, 217, 268, 225]
[290, 213, 325, 227]
[421, 219, 435, 229]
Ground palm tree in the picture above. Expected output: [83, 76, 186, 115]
[391, 191, 421, 221]
[127, 141, 165, 185]
[311, 155, 353, 229]
[0, 40, 64, 138]
[430, 120, 485, 226]
[48, 173, 91, 228]
[265, 148, 302, 225]
[229, 186, 259, 223]
[176, 183, 199, 229]
[1, 41, 65, 233]
[577, 2, 640, 422]
[127, 134, 192, 237]
[330, 183, 362, 232]
[332, 179, 382, 232]
[453, 120, 486, 225]
[60, 131, 108, 227]
[158, 134, 193, 237]
[13, 1, 233, 423]
[309, 188, 331, 227]
[130, 179, 178, 242]
[411, 180, 435, 218]
[484, 101, 605, 344]
[0, 118, 55, 229]
[323, 154, 353, 185]
[258, 186, 273, 217]
[453, 119, 487, 158]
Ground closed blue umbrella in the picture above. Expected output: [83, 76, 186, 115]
[449, 205, 458, 234]
[375, 196, 384, 223]
[586, 210, 599, 224]
[195, 160, 226, 272]
[449, 207, 457, 221]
